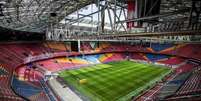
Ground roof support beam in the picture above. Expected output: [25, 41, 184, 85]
[116, 9, 190, 23]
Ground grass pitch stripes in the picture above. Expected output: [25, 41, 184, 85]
[59, 61, 171, 101]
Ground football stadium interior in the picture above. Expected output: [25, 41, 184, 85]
[0, 0, 201, 101]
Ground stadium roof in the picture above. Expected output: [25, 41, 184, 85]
[0, 0, 197, 33]
[0, 0, 95, 33]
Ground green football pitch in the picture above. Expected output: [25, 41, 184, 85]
[59, 61, 171, 101]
